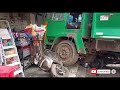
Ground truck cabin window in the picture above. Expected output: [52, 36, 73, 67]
[52, 13, 64, 21]
[67, 13, 82, 29]
[46, 13, 53, 19]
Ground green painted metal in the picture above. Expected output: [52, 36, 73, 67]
[92, 13, 120, 39]
[45, 13, 92, 54]
[45, 13, 67, 46]
[81, 13, 91, 38]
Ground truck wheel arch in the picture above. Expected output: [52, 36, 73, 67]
[51, 37, 77, 52]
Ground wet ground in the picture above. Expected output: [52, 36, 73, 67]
[24, 62, 120, 77]
[24, 65, 51, 77]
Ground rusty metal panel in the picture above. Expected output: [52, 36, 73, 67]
[96, 40, 120, 52]
[67, 33, 76, 39]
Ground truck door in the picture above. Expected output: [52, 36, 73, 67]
[47, 13, 65, 30]
[45, 13, 66, 45]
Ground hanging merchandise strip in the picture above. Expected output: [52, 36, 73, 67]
[0, 38, 3, 65]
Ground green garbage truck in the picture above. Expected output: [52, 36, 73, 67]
[44, 13, 120, 67]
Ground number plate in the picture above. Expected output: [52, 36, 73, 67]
[100, 15, 108, 21]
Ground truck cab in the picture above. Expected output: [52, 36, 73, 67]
[45, 13, 92, 66]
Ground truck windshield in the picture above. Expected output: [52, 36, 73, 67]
[46, 13, 53, 19]
[52, 13, 64, 21]
[46, 13, 64, 21]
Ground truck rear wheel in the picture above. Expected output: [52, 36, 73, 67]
[55, 40, 78, 66]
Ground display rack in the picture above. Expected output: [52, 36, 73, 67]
[0, 20, 24, 77]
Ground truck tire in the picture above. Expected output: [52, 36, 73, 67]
[89, 58, 104, 69]
[55, 40, 79, 66]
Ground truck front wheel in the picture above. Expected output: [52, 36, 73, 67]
[55, 40, 79, 66]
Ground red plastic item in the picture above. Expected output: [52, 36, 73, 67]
[34, 29, 44, 32]
[0, 66, 17, 77]
[24, 28, 32, 34]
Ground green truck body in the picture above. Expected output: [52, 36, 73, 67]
[92, 13, 120, 39]
[44, 13, 120, 66]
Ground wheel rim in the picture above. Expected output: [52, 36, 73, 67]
[55, 64, 66, 76]
[57, 44, 73, 61]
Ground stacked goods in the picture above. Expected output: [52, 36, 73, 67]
[2, 39, 12, 46]
[4, 48, 15, 55]
[6, 58, 14, 64]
